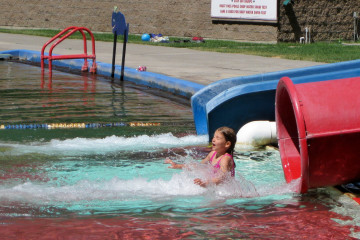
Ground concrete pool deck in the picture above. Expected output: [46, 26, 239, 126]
[0, 32, 323, 86]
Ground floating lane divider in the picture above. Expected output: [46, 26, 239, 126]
[0, 122, 161, 130]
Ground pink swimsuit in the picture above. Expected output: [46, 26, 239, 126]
[209, 152, 235, 177]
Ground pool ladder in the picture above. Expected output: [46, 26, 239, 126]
[41, 26, 97, 74]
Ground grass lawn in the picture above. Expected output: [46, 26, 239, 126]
[0, 28, 359, 63]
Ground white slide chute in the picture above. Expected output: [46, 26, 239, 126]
[236, 121, 277, 148]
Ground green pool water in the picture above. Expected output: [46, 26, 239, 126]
[0, 61, 359, 239]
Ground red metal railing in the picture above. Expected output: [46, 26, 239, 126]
[41, 26, 97, 74]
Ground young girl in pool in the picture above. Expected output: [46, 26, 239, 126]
[165, 126, 237, 187]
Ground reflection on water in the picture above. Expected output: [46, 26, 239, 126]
[0, 61, 360, 239]
[0, 61, 194, 136]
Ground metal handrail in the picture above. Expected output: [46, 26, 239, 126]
[41, 26, 96, 73]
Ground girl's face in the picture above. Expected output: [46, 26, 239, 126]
[212, 130, 231, 152]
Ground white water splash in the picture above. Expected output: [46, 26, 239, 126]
[0, 176, 198, 203]
[0, 133, 297, 212]
[0, 160, 293, 205]
[1, 133, 208, 156]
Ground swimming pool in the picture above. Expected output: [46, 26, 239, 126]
[0, 61, 359, 239]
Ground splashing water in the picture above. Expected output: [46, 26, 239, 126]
[1, 134, 358, 239]
[2, 133, 209, 155]
[0, 133, 292, 215]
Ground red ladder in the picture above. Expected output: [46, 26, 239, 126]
[41, 26, 97, 74]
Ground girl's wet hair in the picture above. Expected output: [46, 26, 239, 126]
[216, 126, 237, 155]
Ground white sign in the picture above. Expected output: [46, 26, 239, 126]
[211, 0, 277, 21]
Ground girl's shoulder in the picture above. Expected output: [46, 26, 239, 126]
[206, 151, 216, 159]
[208, 150, 216, 156]
[201, 150, 216, 164]
[219, 154, 233, 165]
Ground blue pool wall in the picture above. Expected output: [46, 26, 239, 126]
[0, 49, 204, 99]
[191, 59, 360, 139]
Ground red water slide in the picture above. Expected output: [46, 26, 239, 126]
[276, 76, 360, 193]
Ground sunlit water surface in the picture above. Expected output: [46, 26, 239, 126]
[0, 62, 359, 239]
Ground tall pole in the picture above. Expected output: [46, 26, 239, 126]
[111, 32, 117, 79]
[120, 25, 128, 81]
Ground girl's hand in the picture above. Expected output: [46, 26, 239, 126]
[164, 158, 177, 168]
[164, 158, 173, 164]
[194, 178, 208, 187]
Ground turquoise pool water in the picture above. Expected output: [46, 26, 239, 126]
[0, 61, 359, 239]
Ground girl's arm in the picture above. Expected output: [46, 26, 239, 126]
[194, 155, 233, 187]
[194, 174, 225, 187]
[165, 151, 214, 169]
[194, 177, 223, 187]
[164, 158, 184, 169]
[219, 155, 234, 174]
